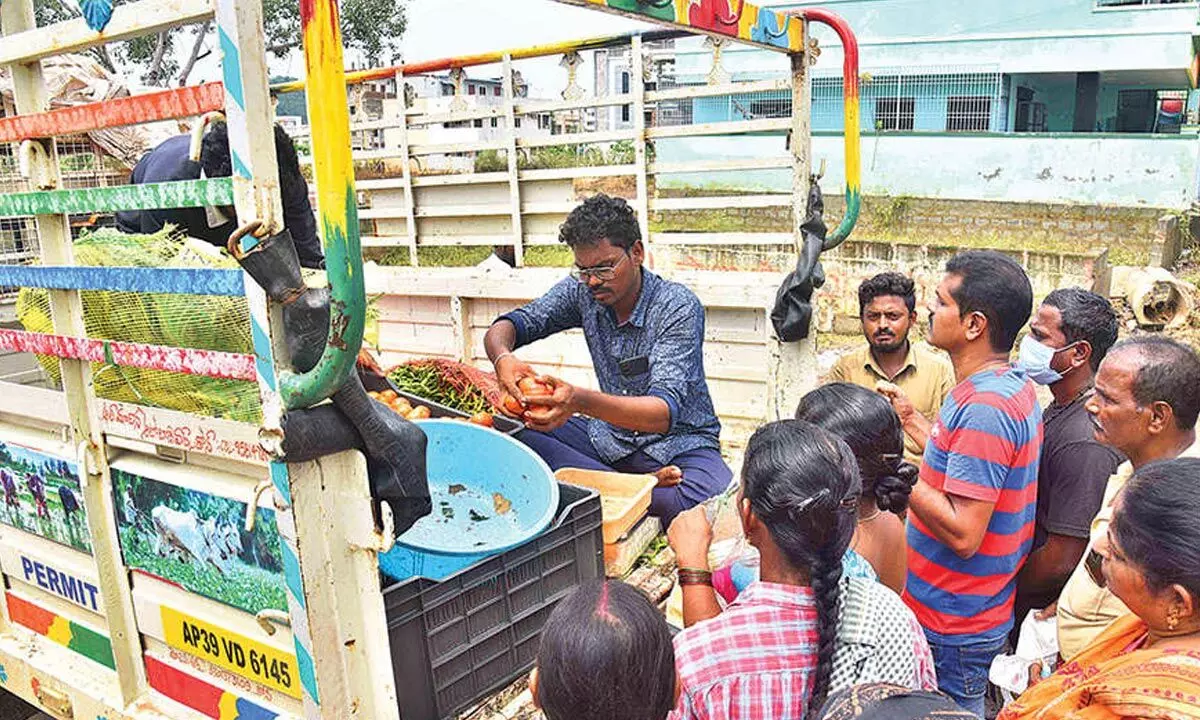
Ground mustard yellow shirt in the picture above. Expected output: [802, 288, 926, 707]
[1056, 438, 1200, 660]
[827, 341, 955, 465]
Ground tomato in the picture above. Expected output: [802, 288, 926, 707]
[367, 391, 380, 400]
[469, 412, 495, 427]
[517, 376, 553, 398]
[380, 390, 399, 403]
[500, 393, 525, 417]
[406, 405, 431, 420]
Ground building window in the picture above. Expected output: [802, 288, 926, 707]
[473, 119, 483, 128]
[748, 98, 792, 119]
[491, 118, 498, 127]
[468, 85, 476, 95]
[875, 97, 915, 131]
[442, 84, 454, 96]
[620, 71, 631, 123]
[494, 87, 502, 97]
[946, 96, 992, 131]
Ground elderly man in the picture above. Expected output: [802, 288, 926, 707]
[484, 194, 731, 528]
[1055, 336, 1200, 659]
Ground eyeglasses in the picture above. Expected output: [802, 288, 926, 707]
[569, 252, 628, 282]
[1084, 548, 1107, 589]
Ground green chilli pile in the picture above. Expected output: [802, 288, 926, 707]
[387, 361, 492, 415]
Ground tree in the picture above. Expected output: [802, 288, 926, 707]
[34, 0, 199, 86]
[263, 0, 407, 67]
[33, 0, 407, 88]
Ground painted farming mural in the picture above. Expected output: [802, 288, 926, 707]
[0, 439, 89, 553]
[112, 468, 288, 614]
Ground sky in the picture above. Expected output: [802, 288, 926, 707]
[183, 0, 655, 97]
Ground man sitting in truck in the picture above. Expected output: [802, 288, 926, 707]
[484, 194, 731, 528]
[115, 121, 324, 269]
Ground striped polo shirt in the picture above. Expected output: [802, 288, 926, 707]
[903, 365, 1042, 643]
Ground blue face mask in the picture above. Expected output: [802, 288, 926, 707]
[1018, 335, 1077, 385]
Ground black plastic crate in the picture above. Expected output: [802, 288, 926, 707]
[383, 483, 603, 720]
[360, 368, 525, 436]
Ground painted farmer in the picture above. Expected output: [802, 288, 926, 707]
[484, 194, 732, 528]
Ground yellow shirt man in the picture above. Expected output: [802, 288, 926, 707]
[828, 341, 955, 465]
[1056, 438, 1200, 659]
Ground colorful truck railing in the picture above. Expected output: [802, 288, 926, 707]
[0, 0, 388, 714]
[0, 1, 861, 718]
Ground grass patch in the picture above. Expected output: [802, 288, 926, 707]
[120, 526, 288, 612]
[650, 209, 790, 234]
[369, 244, 573, 268]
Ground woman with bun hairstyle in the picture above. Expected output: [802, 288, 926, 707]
[795, 382, 916, 593]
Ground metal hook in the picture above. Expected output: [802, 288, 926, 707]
[245, 478, 274, 533]
[226, 219, 268, 260]
[255, 609, 291, 636]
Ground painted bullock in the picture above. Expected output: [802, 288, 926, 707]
[150, 505, 243, 576]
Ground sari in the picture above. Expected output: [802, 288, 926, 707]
[999, 614, 1200, 720]
[819, 682, 976, 720]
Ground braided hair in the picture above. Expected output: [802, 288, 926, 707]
[741, 420, 861, 715]
[796, 382, 918, 514]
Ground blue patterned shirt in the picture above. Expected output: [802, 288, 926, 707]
[499, 268, 722, 464]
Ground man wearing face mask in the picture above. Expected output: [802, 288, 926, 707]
[1011, 289, 1123, 642]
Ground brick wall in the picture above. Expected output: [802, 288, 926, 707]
[654, 240, 1108, 335]
[649, 194, 1167, 266]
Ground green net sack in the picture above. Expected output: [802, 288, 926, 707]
[16, 228, 261, 423]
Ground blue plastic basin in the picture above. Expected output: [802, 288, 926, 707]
[378, 418, 559, 581]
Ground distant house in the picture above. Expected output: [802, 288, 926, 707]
[649, 0, 1199, 208]
[676, 0, 1196, 134]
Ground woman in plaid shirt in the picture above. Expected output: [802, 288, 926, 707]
[669, 420, 861, 719]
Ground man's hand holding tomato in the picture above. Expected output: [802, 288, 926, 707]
[522, 375, 576, 432]
[494, 353, 538, 405]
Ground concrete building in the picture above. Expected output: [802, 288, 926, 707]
[654, 0, 1199, 209]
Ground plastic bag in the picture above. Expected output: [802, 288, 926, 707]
[989, 610, 1059, 701]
